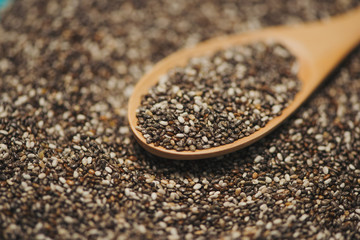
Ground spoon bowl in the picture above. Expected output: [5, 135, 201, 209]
[128, 7, 360, 160]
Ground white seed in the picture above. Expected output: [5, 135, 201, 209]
[102, 180, 110, 185]
[324, 178, 332, 185]
[269, 146, 276, 153]
[49, 143, 56, 149]
[184, 126, 190, 134]
[0, 130, 8, 135]
[176, 104, 183, 110]
[299, 214, 309, 221]
[52, 158, 58, 167]
[227, 88, 235, 96]
[272, 105, 282, 114]
[260, 204, 268, 211]
[105, 166, 113, 173]
[23, 174, 31, 180]
[38, 173, 46, 179]
[150, 193, 157, 200]
[193, 105, 200, 112]
[285, 174, 290, 182]
[59, 177, 66, 184]
[159, 121, 168, 126]
[254, 155, 263, 163]
[178, 116, 185, 123]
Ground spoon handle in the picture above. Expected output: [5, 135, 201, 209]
[277, 7, 360, 91]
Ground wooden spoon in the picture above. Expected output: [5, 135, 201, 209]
[128, 7, 360, 160]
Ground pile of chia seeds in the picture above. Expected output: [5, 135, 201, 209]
[0, 0, 359, 239]
[136, 42, 300, 151]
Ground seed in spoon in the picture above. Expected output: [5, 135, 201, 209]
[136, 42, 301, 151]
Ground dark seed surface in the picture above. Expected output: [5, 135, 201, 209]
[1, 0, 360, 240]
[136, 42, 301, 151]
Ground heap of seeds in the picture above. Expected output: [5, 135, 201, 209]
[0, 0, 360, 239]
[136, 43, 300, 151]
